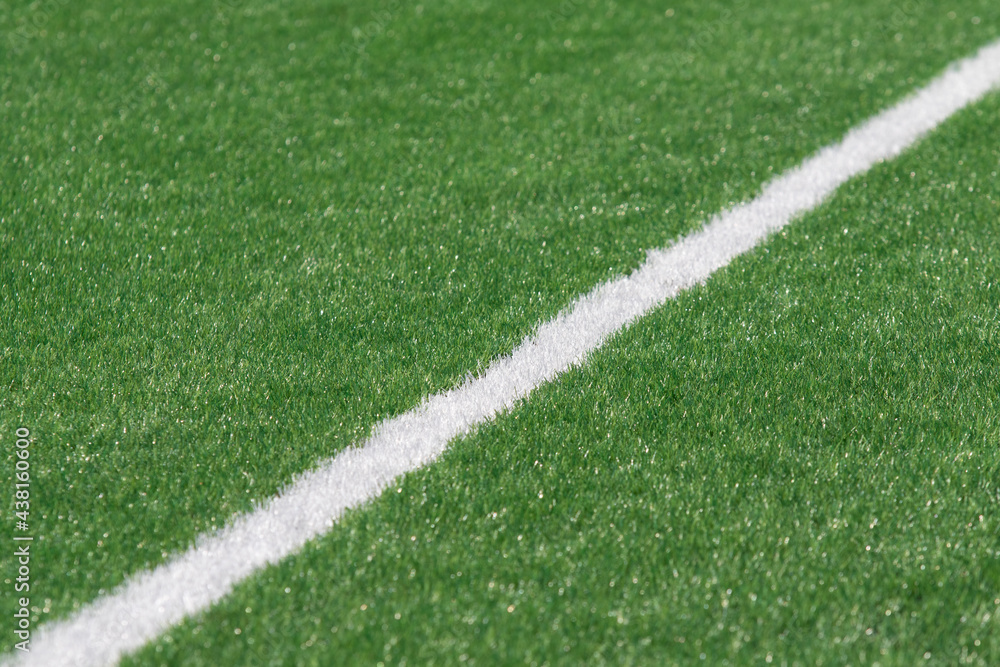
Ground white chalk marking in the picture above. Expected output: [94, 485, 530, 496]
[9, 37, 1000, 667]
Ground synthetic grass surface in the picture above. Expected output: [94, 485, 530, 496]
[122, 92, 1000, 665]
[2, 0, 999, 652]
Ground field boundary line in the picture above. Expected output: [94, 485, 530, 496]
[9, 38, 1000, 667]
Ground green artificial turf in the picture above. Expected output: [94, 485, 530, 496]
[123, 92, 1000, 665]
[1, 0, 999, 654]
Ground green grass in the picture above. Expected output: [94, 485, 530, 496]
[124, 91, 1000, 666]
[1, 0, 999, 662]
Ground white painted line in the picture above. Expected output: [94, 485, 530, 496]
[9, 38, 1000, 667]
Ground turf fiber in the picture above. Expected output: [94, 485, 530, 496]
[1, 0, 999, 664]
